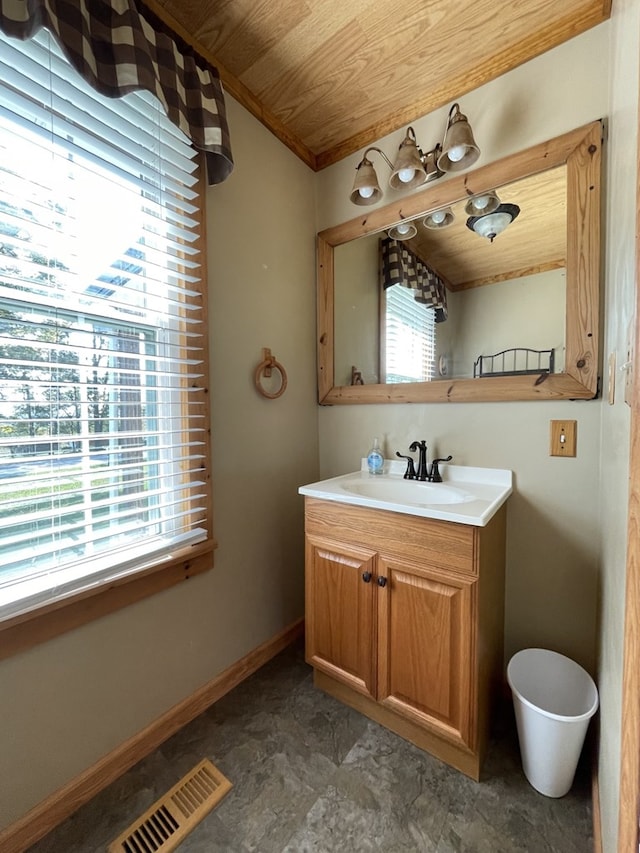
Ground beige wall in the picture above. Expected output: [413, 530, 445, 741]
[315, 24, 610, 673]
[318, 18, 639, 853]
[0, 96, 319, 831]
[315, 16, 640, 853]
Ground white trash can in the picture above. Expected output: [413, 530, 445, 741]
[507, 648, 598, 798]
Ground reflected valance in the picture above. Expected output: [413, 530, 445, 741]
[380, 236, 448, 322]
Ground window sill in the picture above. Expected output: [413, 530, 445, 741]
[0, 540, 216, 661]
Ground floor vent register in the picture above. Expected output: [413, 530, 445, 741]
[108, 758, 232, 853]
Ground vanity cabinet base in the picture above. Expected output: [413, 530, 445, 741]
[304, 497, 507, 781]
[315, 669, 482, 780]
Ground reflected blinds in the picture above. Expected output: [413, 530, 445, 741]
[383, 283, 436, 383]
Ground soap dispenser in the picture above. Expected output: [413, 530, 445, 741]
[367, 437, 384, 475]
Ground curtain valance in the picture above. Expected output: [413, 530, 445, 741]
[0, 0, 233, 184]
[380, 236, 448, 322]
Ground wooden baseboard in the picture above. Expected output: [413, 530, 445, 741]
[0, 618, 304, 853]
[592, 763, 602, 853]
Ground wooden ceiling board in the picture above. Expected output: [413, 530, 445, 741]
[147, 0, 611, 170]
[247, 20, 373, 145]
[219, 0, 375, 83]
[193, 0, 314, 79]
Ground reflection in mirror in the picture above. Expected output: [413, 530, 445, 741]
[334, 166, 568, 385]
[382, 282, 437, 383]
[318, 121, 602, 404]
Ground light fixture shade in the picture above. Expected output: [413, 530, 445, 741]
[387, 221, 418, 240]
[350, 157, 383, 205]
[423, 207, 455, 229]
[389, 128, 427, 190]
[464, 191, 500, 217]
[438, 103, 480, 173]
[466, 202, 520, 242]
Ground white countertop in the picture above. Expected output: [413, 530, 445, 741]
[299, 460, 513, 527]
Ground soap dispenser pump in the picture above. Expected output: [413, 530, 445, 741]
[367, 437, 384, 475]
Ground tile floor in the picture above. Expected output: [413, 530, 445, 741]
[28, 641, 593, 852]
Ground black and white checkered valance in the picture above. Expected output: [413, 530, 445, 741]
[380, 237, 448, 322]
[0, 0, 233, 184]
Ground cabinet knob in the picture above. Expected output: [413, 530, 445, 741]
[377, 576, 387, 587]
[362, 571, 372, 583]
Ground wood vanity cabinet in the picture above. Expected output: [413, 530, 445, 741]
[304, 496, 507, 781]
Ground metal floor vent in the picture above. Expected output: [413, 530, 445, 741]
[108, 758, 232, 853]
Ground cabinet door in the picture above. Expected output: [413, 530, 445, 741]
[376, 557, 476, 749]
[305, 535, 377, 698]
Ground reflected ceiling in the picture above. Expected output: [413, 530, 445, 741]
[405, 167, 567, 290]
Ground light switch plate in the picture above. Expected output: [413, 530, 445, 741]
[550, 420, 577, 457]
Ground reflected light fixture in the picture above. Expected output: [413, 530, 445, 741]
[423, 207, 455, 229]
[464, 190, 500, 217]
[350, 102, 479, 206]
[466, 202, 521, 242]
[387, 221, 418, 240]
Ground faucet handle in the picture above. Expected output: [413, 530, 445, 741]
[430, 455, 453, 483]
[395, 452, 417, 480]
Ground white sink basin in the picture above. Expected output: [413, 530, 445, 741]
[299, 461, 513, 526]
[340, 478, 473, 506]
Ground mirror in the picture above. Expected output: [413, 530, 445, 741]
[317, 121, 602, 403]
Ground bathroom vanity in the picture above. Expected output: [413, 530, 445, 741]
[299, 463, 512, 780]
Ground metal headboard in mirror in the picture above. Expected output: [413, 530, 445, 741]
[316, 121, 602, 404]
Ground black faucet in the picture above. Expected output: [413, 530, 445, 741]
[402, 441, 453, 482]
[409, 440, 429, 480]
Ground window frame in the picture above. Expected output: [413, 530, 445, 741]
[0, 155, 215, 661]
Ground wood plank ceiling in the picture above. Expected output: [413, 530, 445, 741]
[147, 0, 611, 171]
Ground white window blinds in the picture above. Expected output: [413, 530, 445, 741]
[0, 29, 208, 620]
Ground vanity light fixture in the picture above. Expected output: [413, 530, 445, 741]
[388, 128, 442, 189]
[350, 102, 480, 206]
[349, 148, 392, 205]
[387, 221, 418, 240]
[466, 202, 521, 242]
[437, 103, 481, 172]
[423, 207, 455, 230]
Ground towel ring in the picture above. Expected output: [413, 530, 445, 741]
[254, 348, 288, 399]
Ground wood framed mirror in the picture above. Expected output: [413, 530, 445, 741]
[317, 121, 602, 404]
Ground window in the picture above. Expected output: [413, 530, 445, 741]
[0, 29, 211, 623]
[382, 284, 437, 383]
